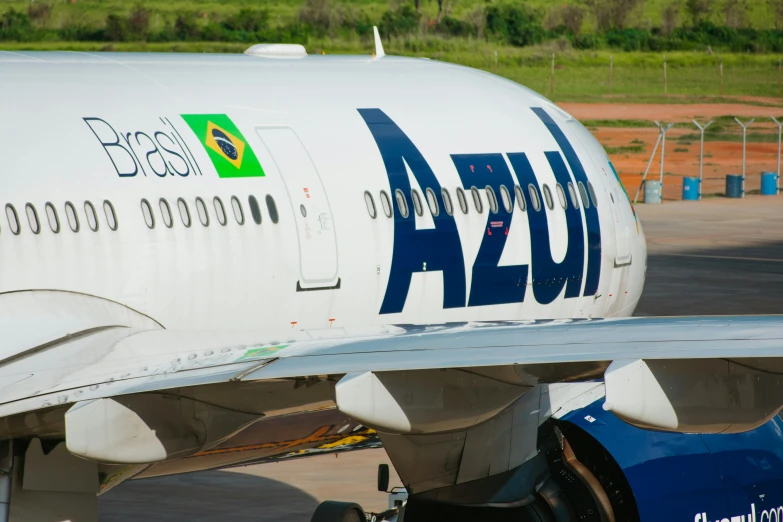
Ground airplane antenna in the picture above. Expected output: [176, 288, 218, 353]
[373, 26, 385, 59]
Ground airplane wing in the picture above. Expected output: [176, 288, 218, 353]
[3, 314, 782, 433]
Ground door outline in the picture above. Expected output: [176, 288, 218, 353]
[255, 126, 339, 289]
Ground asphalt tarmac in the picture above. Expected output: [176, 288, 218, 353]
[634, 197, 783, 316]
[99, 196, 783, 521]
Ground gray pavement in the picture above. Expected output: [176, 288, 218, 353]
[634, 196, 783, 316]
[99, 196, 783, 521]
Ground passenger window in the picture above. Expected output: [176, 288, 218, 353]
[425, 188, 439, 217]
[471, 187, 483, 213]
[64, 202, 79, 232]
[178, 198, 191, 227]
[84, 201, 99, 231]
[25, 204, 39, 234]
[587, 181, 599, 207]
[456, 188, 469, 214]
[486, 186, 498, 214]
[231, 196, 244, 225]
[515, 185, 526, 212]
[578, 182, 591, 209]
[6, 204, 19, 235]
[160, 198, 173, 228]
[45, 202, 59, 233]
[211, 197, 225, 226]
[379, 190, 392, 218]
[196, 197, 209, 226]
[104, 201, 118, 230]
[395, 189, 409, 218]
[141, 199, 155, 229]
[441, 188, 453, 216]
[500, 185, 512, 213]
[248, 195, 262, 224]
[266, 195, 279, 224]
[556, 184, 567, 209]
[542, 185, 554, 210]
[364, 191, 377, 219]
[528, 185, 541, 212]
[411, 189, 423, 217]
[567, 182, 580, 209]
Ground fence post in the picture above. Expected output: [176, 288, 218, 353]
[720, 58, 724, 95]
[609, 55, 613, 94]
[633, 133, 662, 204]
[656, 121, 674, 198]
[493, 50, 498, 73]
[778, 58, 781, 98]
[664, 55, 668, 94]
[692, 119, 714, 200]
[734, 117, 755, 199]
[550, 53, 555, 97]
[772, 116, 783, 194]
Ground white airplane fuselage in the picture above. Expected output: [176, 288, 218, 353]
[0, 51, 646, 330]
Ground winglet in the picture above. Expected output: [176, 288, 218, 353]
[373, 26, 385, 59]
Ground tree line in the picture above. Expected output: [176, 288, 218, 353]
[3, 0, 783, 53]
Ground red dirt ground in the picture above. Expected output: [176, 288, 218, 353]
[558, 102, 783, 201]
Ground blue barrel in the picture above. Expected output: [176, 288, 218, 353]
[644, 180, 661, 204]
[725, 174, 743, 198]
[682, 177, 699, 200]
[761, 172, 779, 195]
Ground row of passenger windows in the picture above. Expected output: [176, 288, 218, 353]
[363, 181, 598, 219]
[141, 195, 279, 230]
[4, 201, 114, 235]
[3, 195, 279, 236]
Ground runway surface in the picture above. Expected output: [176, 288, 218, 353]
[99, 196, 783, 521]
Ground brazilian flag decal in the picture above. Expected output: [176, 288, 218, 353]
[180, 114, 265, 178]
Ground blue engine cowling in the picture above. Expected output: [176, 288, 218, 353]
[561, 398, 783, 522]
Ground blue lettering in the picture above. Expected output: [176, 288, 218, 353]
[507, 151, 584, 305]
[531, 108, 601, 296]
[358, 108, 466, 314]
[451, 154, 528, 306]
[83, 117, 138, 177]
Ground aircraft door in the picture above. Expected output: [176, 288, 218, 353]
[255, 127, 339, 289]
[607, 179, 632, 266]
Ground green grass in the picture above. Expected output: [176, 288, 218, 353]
[581, 119, 654, 128]
[605, 145, 646, 154]
[2, 0, 780, 31]
[677, 132, 781, 143]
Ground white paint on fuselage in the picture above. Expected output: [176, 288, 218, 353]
[0, 51, 647, 331]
